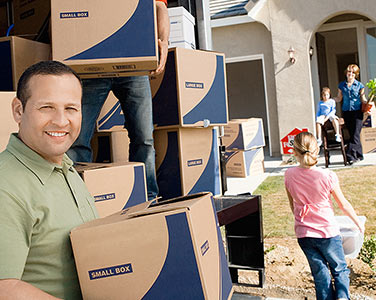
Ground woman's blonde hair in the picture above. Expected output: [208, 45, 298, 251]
[293, 132, 319, 167]
[345, 64, 360, 79]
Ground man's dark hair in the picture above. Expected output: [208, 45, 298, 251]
[17, 60, 82, 109]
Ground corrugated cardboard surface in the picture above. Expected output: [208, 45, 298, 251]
[12, 0, 50, 38]
[360, 127, 376, 153]
[70, 192, 233, 300]
[225, 147, 265, 177]
[92, 131, 130, 163]
[0, 36, 51, 91]
[154, 127, 221, 199]
[0, 92, 18, 152]
[96, 91, 125, 132]
[51, 0, 158, 77]
[75, 162, 147, 217]
[223, 118, 265, 150]
[151, 48, 228, 128]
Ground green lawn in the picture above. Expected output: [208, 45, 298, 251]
[254, 165, 376, 238]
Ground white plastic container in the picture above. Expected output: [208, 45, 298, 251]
[335, 216, 367, 259]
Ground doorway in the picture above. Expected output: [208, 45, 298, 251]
[225, 56, 271, 155]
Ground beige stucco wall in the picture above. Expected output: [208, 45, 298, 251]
[212, 0, 376, 155]
[212, 22, 280, 156]
[260, 0, 376, 152]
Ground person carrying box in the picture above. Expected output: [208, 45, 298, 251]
[67, 0, 170, 200]
[0, 61, 99, 299]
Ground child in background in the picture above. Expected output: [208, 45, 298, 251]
[284, 132, 364, 300]
[316, 87, 341, 146]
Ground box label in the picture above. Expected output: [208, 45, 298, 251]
[185, 81, 204, 89]
[88, 263, 133, 280]
[60, 11, 89, 19]
[187, 159, 203, 167]
[94, 193, 116, 202]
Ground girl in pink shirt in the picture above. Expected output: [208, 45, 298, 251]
[284, 132, 364, 300]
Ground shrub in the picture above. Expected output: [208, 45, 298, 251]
[358, 235, 376, 272]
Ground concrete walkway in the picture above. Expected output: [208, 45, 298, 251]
[226, 151, 376, 195]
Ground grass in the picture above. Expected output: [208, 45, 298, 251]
[254, 165, 376, 238]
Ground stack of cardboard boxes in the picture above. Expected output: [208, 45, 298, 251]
[151, 47, 228, 199]
[0, 1, 51, 151]
[2, 0, 234, 298]
[222, 118, 266, 178]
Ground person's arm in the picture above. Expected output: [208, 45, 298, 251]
[0, 279, 61, 300]
[334, 88, 343, 103]
[285, 187, 295, 214]
[151, 1, 170, 75]
[360, 87, 368, 104]
[331, 184, 364, 233]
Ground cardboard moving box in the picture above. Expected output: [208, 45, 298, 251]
[224, 147, 265, 178]
[0, 36, 51, 91]
[154, 127, 221, 199]
[92, 131, 130, 163]
[0, 92, 18, 151]
[360, 127, 376, 153]
[151, 48, 228, 128]
[96, 91, 125, 132]
[51, 0, 158, 78]
[222, 118, 265, 150]
[75, 162, 147, 217]
[12, 0, 50, 39]
[70, 192, 233, 300]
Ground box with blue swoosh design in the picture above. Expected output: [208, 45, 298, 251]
[222, 118, 265, 151]
[75, 162, 147, 217]
[51, 0, 158, 78]
[150, 48, 228, 128]
[70, 192, 233, 300]
[154, 127, 222, 199]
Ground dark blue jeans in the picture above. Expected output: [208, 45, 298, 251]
[298, 236, 350, 300]
[67, 76, 158, 200]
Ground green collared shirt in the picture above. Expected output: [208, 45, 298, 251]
[0, 134, 98, 299]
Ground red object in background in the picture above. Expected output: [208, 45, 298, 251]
[280, 128, 309, 154]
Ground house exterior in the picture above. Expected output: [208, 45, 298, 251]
[209, 0, 376, 156]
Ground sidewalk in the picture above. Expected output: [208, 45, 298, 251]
[225, 151, 376, 195]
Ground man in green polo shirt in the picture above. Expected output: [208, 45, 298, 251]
[0, 61, 98, 299]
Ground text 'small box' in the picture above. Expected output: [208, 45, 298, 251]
[70, 192, 233, 300]
[151, 48, 228, 128]
[75, 162, 147, 218]
[225, 147, 265, 178]
[154, 127, 221, 199]
[0, 36, 50, 91]
[0, 92, 18, 151]
[222, 118, 265, 150]
[51, 0, 158, 78]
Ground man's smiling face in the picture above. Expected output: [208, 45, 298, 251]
[14, 73, 82, 165]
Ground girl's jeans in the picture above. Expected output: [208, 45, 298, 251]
[298, 236, 350, 300]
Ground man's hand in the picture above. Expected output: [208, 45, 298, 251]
[152, 38, 169, 75]
[151, 1, 170, 76]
